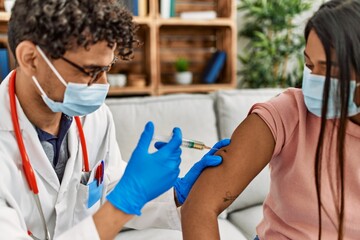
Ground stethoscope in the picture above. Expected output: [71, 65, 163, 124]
[9, 70, 90, 240]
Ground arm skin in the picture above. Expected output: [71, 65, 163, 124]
[181, 113, 275, 240]
[92, 179, 180, 239]
[93, 202, 134, 240]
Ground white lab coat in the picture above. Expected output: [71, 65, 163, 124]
[0, 73, 180, 239]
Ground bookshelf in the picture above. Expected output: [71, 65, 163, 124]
[0, 0, 237, 96]
[0, 11, 14, 77]
[0, 11, 9, 36]
[0, 11, 9, 32]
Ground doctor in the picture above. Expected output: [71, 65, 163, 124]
[0, 0, 230, 239]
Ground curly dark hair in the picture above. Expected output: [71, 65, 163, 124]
[8, 0, 139, 60]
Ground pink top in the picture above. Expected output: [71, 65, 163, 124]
[251, 88, 360, 239]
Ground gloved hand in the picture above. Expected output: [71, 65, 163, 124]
[107, 121, 182, 215]
[155, 138, 230, 205]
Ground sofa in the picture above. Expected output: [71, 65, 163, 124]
[105, 88, 284, 240]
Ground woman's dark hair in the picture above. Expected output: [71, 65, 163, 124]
[304, 0, 360, 239]
[7, 0, 138, 60]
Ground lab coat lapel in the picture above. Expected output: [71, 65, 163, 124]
[0, 73, 19, 131]
[16, 96, 61, 192]
[0, 74, 60, 191]
[58, 122, 82, 200]
[22, 126, 61, 191]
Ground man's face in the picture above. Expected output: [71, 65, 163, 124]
[36, 41, 116, 102]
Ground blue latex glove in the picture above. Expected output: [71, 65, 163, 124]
[107, 121, 182, 215]
[155, 138, 230, 205]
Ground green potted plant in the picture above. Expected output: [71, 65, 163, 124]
[238, 0, 312, 88]
[174, 57, 192, 85]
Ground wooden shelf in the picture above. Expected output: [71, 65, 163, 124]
[133, 16, 152, 25]
[0, 11, 10, 21]
[107, 86, 153, 96]
[0, 11, 10, 33]
[151, 0, 237, 96]
[156, 18, 235, 27]
[157, 83, 236, 95]
[0, 1, 237, 97]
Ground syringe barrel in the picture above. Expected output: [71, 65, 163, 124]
[153, 135, 206, 150]
[181, 139, 205, 150]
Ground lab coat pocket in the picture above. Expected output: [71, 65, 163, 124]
[73, 181, 104, 223]
[73, 161, 105, 223]
[88, 180, 104, 208]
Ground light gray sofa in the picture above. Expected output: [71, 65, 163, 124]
[105, 88, 284, 240]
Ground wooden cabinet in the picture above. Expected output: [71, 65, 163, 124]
[0, 11, 8, 33]
[118, 0, 238, 96]
[0, 0, 237, 96]
[0, 11, 15, 71]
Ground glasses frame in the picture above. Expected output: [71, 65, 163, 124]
[60, 55, 119, 85]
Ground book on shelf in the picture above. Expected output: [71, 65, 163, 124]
[160, 0, 171, 19]
[138, 0, 148, 17]
[122, 0, 147, 17]
[0, 48, 10, 81]
[132, 0, 138, 16]
[180, 11, 217, 20]
[202, 51, 227, 84]
[170, 0, 176, 17]
[160, 0, 176, 18]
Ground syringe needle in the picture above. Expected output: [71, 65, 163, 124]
[153, 135, 216, 151]
[203, 145, 219, 151]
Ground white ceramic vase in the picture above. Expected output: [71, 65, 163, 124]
[175, 71, 192, 85]
[107, 74, 127, 87]
[4, 0, 16, 12]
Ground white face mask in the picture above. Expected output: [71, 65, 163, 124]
[32, 46, 110, 117]
[302, 65, 360, 118]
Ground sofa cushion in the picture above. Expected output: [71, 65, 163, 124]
[115, 228, 182, 239]
[115, 228, 182, 240]
[106, 93, 219, 177]
[218, 219, 248, 240]
[116, 218, 248, 240]
[215, 89, 283, 211]
[227, 204, 264, 240]
[215, 89, 284, 139]
[227, 166, 270, 213]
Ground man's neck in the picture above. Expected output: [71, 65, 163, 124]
[15, 69, 62, 136]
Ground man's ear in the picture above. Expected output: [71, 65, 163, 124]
[15, 41, 39, 76]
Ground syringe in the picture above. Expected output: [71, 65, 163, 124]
[153, 135, 217, 151]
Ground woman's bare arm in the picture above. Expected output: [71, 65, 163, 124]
[181, 113, 275, 240]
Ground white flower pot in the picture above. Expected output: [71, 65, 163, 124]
[4, 0, 16, 12]
[107, 74, 127, 87]
[175, 71, 193, 85]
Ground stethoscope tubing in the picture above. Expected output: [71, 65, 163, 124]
[9, 71, 39, 194]
[74, 117, 90, 172]
[8, 70, 90, 240]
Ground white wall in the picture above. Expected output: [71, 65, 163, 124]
[235, 0, 326, 86]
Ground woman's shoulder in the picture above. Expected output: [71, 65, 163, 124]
[250, 88, 309, 156]
[271, 87, 304, 106]
[251, 87, 306, 117]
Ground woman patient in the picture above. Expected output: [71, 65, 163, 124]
[181, 0, 360, 239]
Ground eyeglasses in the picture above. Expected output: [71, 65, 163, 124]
[60, 55, 119, 85]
